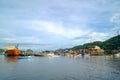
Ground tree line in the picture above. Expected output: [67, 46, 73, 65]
[72, 35, 120, 54]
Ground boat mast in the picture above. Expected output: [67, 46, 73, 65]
[16, 44, 19, 49]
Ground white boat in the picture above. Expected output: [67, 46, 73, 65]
[47, 53, 60, 57]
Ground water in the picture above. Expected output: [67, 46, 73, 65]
[0, 55, 120, 80]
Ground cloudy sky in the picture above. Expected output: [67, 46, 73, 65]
[0, 0, 120, 50]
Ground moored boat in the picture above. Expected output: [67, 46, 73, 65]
[4, 45, 21, 56]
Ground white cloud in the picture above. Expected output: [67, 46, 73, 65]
[0, 28, 42, 44]
[109, 13, 120, 34]
[90, 32, 108, 41]
[73, 32, 108, 43]
[111, 26, 120, 31]
[90, 32, 106, 37]
[110, 13, 120, 24]
[1, 36, 41, 44]
[28, 20, 91, 39]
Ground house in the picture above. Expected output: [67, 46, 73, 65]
[89, 46, 104, 55]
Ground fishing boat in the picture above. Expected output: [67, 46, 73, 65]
[4, 45, 21, 56]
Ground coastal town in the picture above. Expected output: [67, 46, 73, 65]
[4, 45, 104, 57]
[0, 35, 119, 59]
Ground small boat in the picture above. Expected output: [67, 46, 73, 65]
[47, 53, 60, 57]
[33, 54, 45, 57]
[4, 45, 21, 56]
[18, 56, 33, 59]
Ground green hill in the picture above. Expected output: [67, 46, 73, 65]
[72, 41, 103, 50]
[102, 35, 120, 50]
[72, 35, 120, 54]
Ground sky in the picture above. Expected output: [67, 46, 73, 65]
[0, 0, 120, 50]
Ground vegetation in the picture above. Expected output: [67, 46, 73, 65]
[0, 49, 5, 54]
[72, 41, 103, 50]
[26, 49, 33, 53]
[102, 35, 120, 54]
[72, 35, 120, 54]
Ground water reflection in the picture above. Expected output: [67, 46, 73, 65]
[4, 56, 33, 63]
[113, 53, 120, 58]
[0, 55, 120, 80]
[105, 53, 120, 60]
[105, 55, 113, 59]
[4, 56, 19, 63]
[73, 54, 90, 60]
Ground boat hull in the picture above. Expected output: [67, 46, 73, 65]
[5, 49, 21, 56]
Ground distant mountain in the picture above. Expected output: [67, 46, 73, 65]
[72, 35, 120, 53]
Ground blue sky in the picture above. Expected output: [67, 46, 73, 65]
[0, 0, 120, 50]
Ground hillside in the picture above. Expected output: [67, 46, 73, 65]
[72, 41, 103, 50]
[72, 35, 120, 53]
[102, 35, 120, 50]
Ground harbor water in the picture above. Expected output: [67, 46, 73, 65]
[0, 55, 120, 80]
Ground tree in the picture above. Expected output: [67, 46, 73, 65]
[26, 49, 33, 53]
[0, 49, 5, 54]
